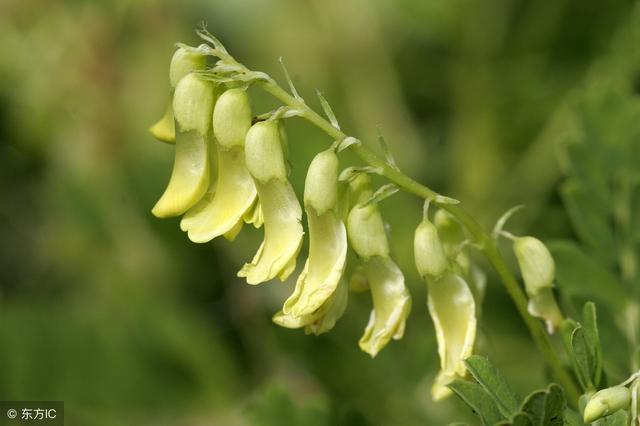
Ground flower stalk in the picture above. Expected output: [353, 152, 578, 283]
[257, 72, 581, 406]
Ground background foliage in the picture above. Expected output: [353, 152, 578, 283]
[0, 0, 638, 424]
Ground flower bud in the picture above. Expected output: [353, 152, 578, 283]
[414, 218, 448, 279]
[427, 272, 477, 400]
[213, 88, 252, 149]
[513, 236, 555, 297]
[169, 47, 207, 89]
[244, 121, 288, 183]
[283, 149, 346, 316]
[347, 203, 390, 259]
[358, 256, 412, 357]
[172, 73, 217, 135]
[304, 149, 339, 216]
[583, 386, 631, 423]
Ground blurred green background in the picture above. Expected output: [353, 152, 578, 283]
[1, 0, 639, 425]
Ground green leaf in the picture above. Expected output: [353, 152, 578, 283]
[464, 355, 520, 418]
[548, 240, 625, 310]
[563, 408, 586, 426]
[560, 180, 616, 266]
[582, 302, 603, 387]
[519, 384, 566, 426]
[495, 413, 533, 426]
[571, 326, 595, 391]
[448, 379, 505, 426]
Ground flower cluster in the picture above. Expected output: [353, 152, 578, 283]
[149, 31, 567, 402]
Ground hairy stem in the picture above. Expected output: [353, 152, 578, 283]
[260, 79, 581, 404]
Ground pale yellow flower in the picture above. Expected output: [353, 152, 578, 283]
[151, 74, 218, 218]
[282, 150, 347, 317]
[357, 256, 411, 357]
[180, 89, 258, 242]
[238, 121, 303, 284]
[427, 271, 477, 401]
[514, 236, 563, 333]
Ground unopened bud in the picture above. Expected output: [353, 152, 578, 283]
[583, 386, 631, 423]
[213, 88, 252, 149]
[514, 236, 555, 296]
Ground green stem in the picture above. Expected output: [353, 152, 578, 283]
[260, 80, 580, 404]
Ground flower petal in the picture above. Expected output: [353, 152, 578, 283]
[238, 179, 303, 284]
[151, 129, 212, 217]
[427, 272, 477, 400]
[180, 146, 257, 242]
[358, 256, 412, 357]
[283, 210, 347, 316]
[149, 102, 176, 144]
[151, 75, 217, 218]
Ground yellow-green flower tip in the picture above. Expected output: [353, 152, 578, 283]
[514, 236, 555, 296]
[583, 386, 631, 423]
[414, 218, 448, 279]
[169, 47, 207, 89]
[282, 210, 347, 317]
[432, 371, 456, 401]
[273, 278, 348, 336]
[238, 179, 303, 285]
[180, 146, 257, 243]
[347, 203, 389, 259]
[213, 88, 252, 149]
[149, 102, 176, 143]
[244, 121, 288, 183]
[427, 272, 476, 400]
[304, 149, 339, 216]
[358, 257, 411, 357]
[172, 73, 217, 136]
[151, 130, 212, 218]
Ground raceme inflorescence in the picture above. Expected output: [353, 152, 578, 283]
[149, 26, 596, 409]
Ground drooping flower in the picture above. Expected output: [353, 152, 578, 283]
[149, 47, 207, 144]
[427, 271, 477, 401]
[513, 236, 563, 333]
[180, 88, 258, 242]
[282, 149, 347, 317]
[346, 178, 411, 357]
[152, 73, 217, 218]
[357, 256, 412, 357]
[238, 120, 304, 284]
